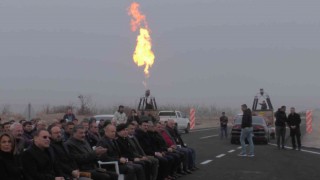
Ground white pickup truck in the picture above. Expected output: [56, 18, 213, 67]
[158, 111, 190, 133]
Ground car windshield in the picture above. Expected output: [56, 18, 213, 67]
[159, 112, 176, 116]
[234, 116, 266, 125]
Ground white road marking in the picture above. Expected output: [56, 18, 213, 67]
[191, 127, 219, 133]
[268, 143, 320, 155]
[200, 135, 219, 139]
[216, 154, 226, 158]
[200, 160, 213, 165]
[237, 146, 242, 149]
[228, 150, 235, 153]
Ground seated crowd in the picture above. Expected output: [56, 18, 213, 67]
[0, 107, 197, 180]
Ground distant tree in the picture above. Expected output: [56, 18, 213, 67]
[78, 94, 92, 115]
[1, 104, 11, 115]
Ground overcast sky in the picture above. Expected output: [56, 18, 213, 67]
[0, 0, 319, 113]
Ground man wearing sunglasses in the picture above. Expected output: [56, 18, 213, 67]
[22, 129, 65, 180]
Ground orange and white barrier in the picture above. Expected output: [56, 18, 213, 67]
[190, 108, 196, 129]
[306, 110, 313, 134]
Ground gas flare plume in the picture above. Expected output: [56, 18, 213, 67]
[128, 2, 155, 82]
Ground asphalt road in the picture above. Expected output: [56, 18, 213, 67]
[178, 127, 320, 180]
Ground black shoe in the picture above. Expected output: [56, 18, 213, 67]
[193, 167, 199, 170]
[178, 172, 187, 175]
[185, 170, 192, 174]
[190, 167, 199, 171]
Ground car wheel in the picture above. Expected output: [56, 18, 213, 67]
[185, 124, 190, 134]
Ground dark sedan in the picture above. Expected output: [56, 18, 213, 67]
[231, 116, 270, 144]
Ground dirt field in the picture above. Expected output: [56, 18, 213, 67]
[1, 113, 223, 129]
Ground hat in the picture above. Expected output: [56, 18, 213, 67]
[116, 123, 127, 132]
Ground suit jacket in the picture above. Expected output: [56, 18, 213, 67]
[129, 136, 146, 156]
[86, 131, 101, 148]
[287, 113, 301, 128]
[22, 144, 62, 180]
[97, 136, 122, 162]
[135, 129, 156, 156]
[148, 131, 168, 152]
[116, 136, 142, 161]
[50, 140, 78, 178]
[65, 137, 97, 171]
[166, 126, 186, 147]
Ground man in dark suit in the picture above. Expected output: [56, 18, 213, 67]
[21, 129, 64, 180]
[127, 123, 159, 180]
[135, 121, 174, 180]
[116, 124, 150, 180]
[287, 107, 302, 150]
[97, 124, 145, 180]
[65, 125, 117, 180]
[48, 125, 91, 180]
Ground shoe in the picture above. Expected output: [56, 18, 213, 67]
[238, 153, 247, 157]
[178, 171, 187, 175]
[185, 170, 192, 174]
[248, 154, 255, 157]
[190, 167, 199, 171]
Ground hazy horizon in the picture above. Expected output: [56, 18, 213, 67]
[1, 0, 320, 113]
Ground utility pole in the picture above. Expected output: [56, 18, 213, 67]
[28, 103, 31, 121]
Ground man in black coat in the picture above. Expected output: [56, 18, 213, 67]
[65, 125, 117, 180]
[135, 121, 173, 180]
[97, 124, 145, 180]
[86, 121, 101, 148]
[287, 107, 302, 150]
[166, 119, 196, 172]
[116, 124, 149, 180]
[150, 122, 185, 178]
[127, 123, 159, 180]
[275, 106, 288, 149]
[48, 125, 91, 180]
[21, 129, 64, 180]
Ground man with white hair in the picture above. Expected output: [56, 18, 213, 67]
[10, 122, 26, 154]
[166, 119, 197, 172]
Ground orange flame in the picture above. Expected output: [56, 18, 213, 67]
[128, 2, 154, 78]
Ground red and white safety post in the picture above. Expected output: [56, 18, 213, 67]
[190, 108, 196, 129]
[306, 110, 313, 134]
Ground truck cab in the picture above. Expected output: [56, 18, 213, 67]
[158, 110, 190, 133]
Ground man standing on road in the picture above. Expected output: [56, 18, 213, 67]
[239, 104, 254, 157]
[287, 107, 302, 151]
[219, 112, 228, 139]
[275, 106, 288, 150]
